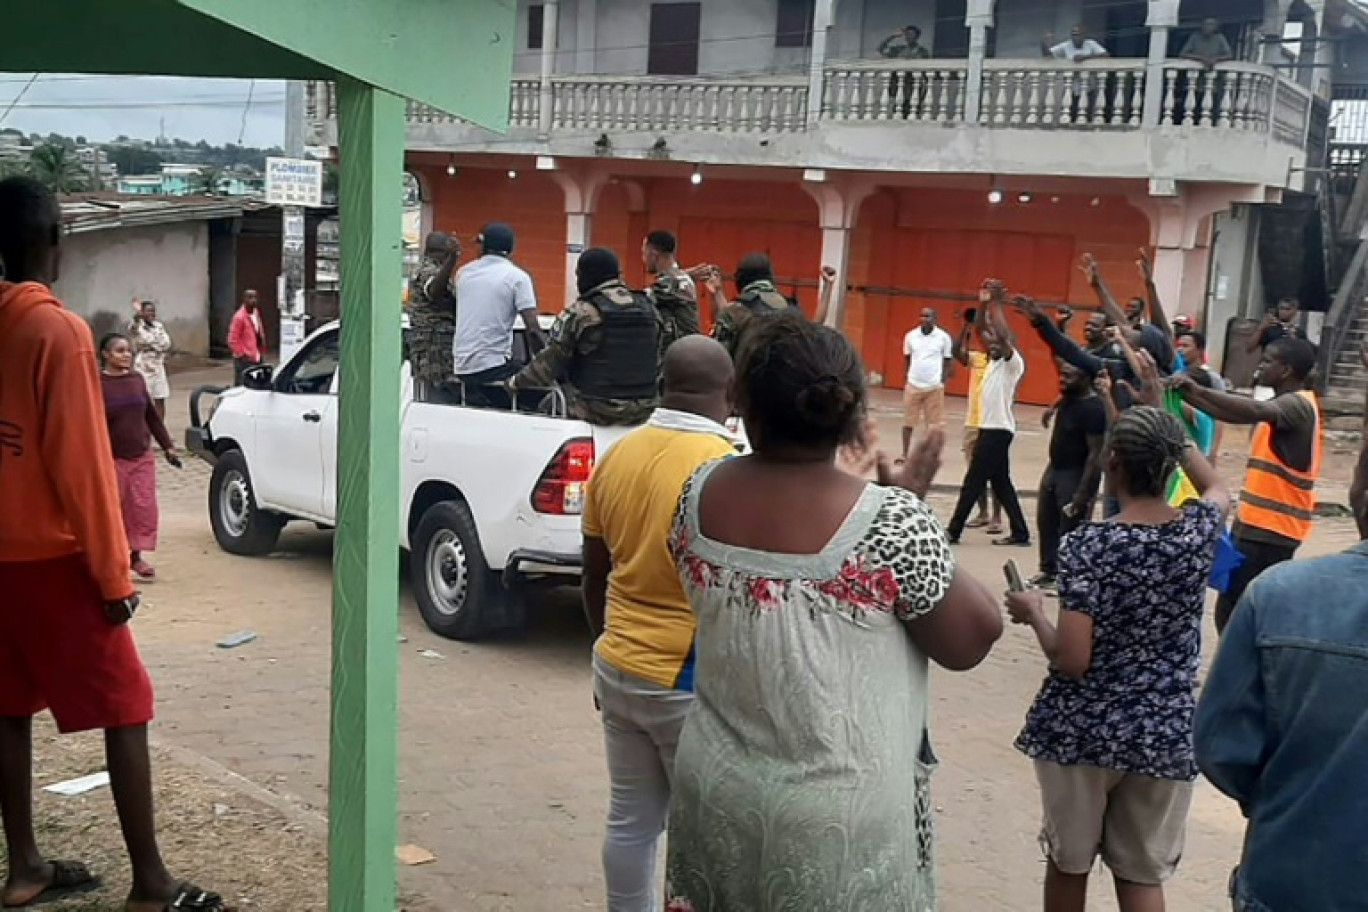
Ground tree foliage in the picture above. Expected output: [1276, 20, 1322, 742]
[27, 143, 88, 194]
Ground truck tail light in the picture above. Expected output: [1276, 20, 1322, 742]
[532, 438, 595, 515]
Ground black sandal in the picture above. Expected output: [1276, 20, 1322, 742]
[2, 860, 100, 908]
[165, 883, 226, 911]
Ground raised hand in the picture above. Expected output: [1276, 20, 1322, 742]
[836, 418, 880, 479]
[1127, 349, 1165, 407]
[1011, 294, 1043, 321]
[1078, 253, 1100, 285]
[820, 265, 837, 285]
[1093, 371, 1112, 398]
[878, 427, 944, 499]
[1136, 248, 1153, 283]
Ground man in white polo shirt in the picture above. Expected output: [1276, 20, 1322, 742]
[901, 307, 953, 458]
[453, 222, 547, 407]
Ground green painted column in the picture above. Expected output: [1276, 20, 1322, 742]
[329, 76, 405, 912]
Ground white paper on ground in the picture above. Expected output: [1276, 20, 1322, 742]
[43, 771, 111, 796]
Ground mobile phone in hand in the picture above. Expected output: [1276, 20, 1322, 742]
[1004, 559, 1026, 593]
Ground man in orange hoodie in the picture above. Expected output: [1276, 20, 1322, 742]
[0, 177, 224, 911]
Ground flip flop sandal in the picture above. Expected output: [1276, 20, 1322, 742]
[165, 883, 226, 911]
[985, 525, 1003, 535]
[991, 536, 1031, 547]
[965, 518, 989, 529]
[2, 860, 100, 908]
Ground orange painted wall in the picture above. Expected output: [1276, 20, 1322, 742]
[418, 164, 571, 311]
[851, 189, 1152, 407]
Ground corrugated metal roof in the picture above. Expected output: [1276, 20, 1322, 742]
[60, 194, 252, 235]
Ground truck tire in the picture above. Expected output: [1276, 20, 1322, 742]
[410, 500, 526, 641]
[209, 449, 285, 556]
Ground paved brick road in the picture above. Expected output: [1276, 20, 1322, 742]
[126, 366, 1359, 910]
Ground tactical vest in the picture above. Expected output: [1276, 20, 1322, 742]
[736, 287, 796, 315]
[570, 287, 660, 400]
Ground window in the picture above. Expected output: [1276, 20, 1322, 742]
[277, 331, 340, 395]
[775, 0, 815, 48]
[528, 4, 544, 50]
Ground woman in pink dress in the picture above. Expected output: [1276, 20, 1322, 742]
[99, 333, 181, 581]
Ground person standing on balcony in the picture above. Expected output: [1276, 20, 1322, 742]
[1042, 24, 1109, 61]
[1043, 25, 1109, 122]
[1170, 337, 1321, 634]
[879, 25, 931, 119]
[453, 222, 546, 407]
[1180, 19, 1234, 69]
[901, 308, 954, 458]
[642, 230, 699, 363]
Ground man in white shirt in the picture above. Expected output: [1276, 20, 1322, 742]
[944, 281, 1031, 547]
[1042, 24, 1109, 61]
[452, 222, 547, 407]
[901, 308, 954, 458]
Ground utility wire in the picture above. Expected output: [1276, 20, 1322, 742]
[0, 74, 41, 128]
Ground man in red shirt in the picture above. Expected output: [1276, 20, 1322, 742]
[0, 176, 224, 910]
[227, 288, 265, 384]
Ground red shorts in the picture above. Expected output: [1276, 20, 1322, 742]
[0, 556, 154, 733]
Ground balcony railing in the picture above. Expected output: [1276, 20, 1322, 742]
[306, 58, 1313, 146]
[549, 75, 808, 133]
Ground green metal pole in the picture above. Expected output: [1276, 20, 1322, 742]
[329, 76, 404, 912]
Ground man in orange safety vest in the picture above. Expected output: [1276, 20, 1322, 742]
[1170, 336, 1321, 633]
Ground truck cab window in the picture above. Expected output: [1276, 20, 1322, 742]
[277, 332, 340, 395]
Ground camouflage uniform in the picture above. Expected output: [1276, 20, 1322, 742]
[510, 280, 659, 426]
[711, 278, 794, 359]
[406, 258, 457, 391]
[649, 268, 700, 362]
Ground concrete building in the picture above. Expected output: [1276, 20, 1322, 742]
[55, 196, 248, 358]
[115, 163, 265, 197]
[310, 0, 1354, 405]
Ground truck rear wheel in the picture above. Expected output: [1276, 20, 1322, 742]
[410, 500, 526, 640]
[209, 449, 285, 556]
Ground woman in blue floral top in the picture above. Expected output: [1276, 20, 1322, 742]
[1007, 356, 1229, 912]
[664, 311, 1003, 912]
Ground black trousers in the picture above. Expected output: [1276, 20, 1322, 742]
[947, 429, 1030, 541]
[232, 356, 257, 385]
[1038, 467, 1086, 577]
[457, 361, 518, 409]
[1215, 535, 1299, 634]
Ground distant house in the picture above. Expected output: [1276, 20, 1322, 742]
[115, 163, 264, 198]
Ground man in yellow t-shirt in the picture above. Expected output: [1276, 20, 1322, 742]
[953, 314, 1001, 532]
[581, 335, 738, 910]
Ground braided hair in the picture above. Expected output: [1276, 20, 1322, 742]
[1109, 405, 1188, 498]
[734, 310, 865, 452]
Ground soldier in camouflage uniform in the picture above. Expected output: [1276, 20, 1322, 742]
[406, 231, 461, 400]
[709, 251, 796, 360]
[508, 247, 660, 426]
[642, 229, 699, 361]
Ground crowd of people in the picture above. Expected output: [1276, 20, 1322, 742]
[559, 229, 1352, 912]
[1, 163, 1363, 912]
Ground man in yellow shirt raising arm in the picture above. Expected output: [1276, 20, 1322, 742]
[581, 335, 738, 912]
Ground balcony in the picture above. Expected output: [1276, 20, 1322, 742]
[307, 58, 1314, 186]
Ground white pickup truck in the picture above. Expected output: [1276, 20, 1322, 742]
[185, 317, 635, 641]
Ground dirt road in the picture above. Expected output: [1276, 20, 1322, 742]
[113, 366, 1361, 910]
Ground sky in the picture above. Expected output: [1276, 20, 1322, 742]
[0, 75, 286, 147]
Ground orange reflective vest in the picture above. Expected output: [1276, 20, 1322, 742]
[1237, 390, 1321, 543]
